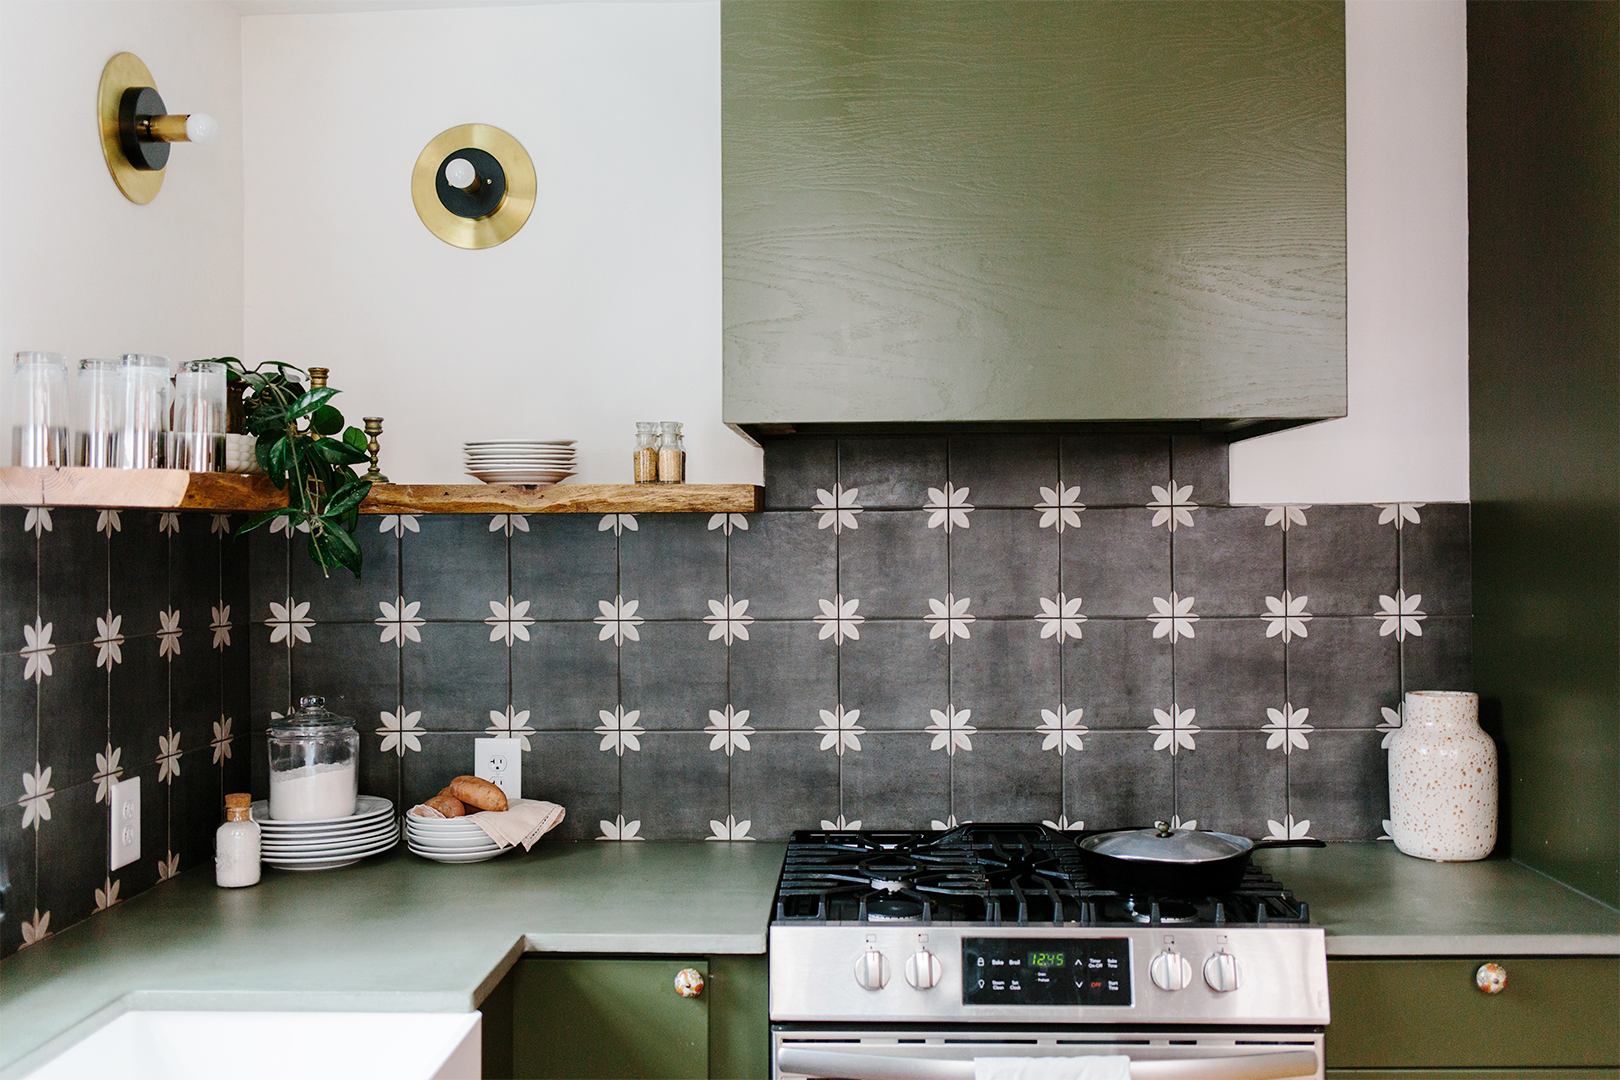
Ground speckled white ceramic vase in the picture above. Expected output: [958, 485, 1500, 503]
[1387, 691, 1498, 861]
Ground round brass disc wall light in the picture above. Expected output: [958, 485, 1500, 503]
[98, 52, 217, 204]
[411, 124, 536, 249]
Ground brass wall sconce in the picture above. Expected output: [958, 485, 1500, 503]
[98, 52, 217, 204]
[411, 124, 536, 249]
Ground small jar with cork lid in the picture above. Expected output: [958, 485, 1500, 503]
[657, 421, 686, 484]
[215, 793, 261, 888]
[633, 422, 660, 483]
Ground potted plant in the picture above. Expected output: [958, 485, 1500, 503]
[213, 358, 372, 579]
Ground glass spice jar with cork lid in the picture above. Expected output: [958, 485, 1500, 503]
[633, 422, 659, 483]
[657, 421, 686, 484]
[215, 792, 261, 887]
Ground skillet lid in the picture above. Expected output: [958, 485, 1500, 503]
[1078, 821, 1254, 864]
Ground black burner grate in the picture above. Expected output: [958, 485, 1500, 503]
[775, 823, 1312, 927]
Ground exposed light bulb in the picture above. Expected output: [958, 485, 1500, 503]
[444, 157, 478, 190]
[184, 113, 217, 143]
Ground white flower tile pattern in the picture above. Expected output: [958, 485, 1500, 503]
[0, 443, 1475, 946]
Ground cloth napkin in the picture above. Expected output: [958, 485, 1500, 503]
[973, 1056, 1132, 1080]
[465, 798, 566, 850]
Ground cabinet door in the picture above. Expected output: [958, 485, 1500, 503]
[513, 957, 709, 1079]
[1325, 958, 1620, 1069]
[723, 0, 1346, 428]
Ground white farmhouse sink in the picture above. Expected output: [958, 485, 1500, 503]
[24, 1011, 481, 1080]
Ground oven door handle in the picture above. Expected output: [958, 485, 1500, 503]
[776, 1047, 1321, 1080]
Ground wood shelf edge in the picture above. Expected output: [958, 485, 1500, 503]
[0, 469, 764, 515]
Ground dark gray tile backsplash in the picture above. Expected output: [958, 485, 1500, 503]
[2, 509, 246, 959]
[1, 435, 1472, 959]
[239, 435, 1470, 850]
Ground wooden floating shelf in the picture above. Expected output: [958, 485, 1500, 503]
[0, 468, 763, 515]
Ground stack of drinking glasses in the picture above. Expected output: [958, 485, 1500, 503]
[10, 351, 229, 471]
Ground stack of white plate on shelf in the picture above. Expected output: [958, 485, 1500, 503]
[463, 440, 577, 486]
[405, 812, 509, 864]
[250, 795, 399, 871]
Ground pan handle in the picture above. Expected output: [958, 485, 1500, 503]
[1252, 838, 1326, 848]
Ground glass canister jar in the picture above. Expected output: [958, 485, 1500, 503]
[267, 696, 359, 821]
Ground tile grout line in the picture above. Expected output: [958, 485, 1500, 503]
[1167, 437, 1179, 826]
[1282, 515, 1292, 828]
[945, 437, 955, 827]
[1056, 441, 1067, 825]
[834, 440, 845, 824]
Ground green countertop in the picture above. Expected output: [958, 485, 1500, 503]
[0, 842, 785, 1077]
[1257, 843, 1619, 956]
[1, 841, 1615, 1077]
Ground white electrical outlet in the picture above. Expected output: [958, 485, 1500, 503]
[109, 776, 141, 870]
[474, 737, 521, 802]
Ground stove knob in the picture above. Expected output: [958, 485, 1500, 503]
[904, 948, 944, 990]
[1149, 949, 1193, 992]
[1203, 950, 1241, 993]
[854, 948, 891, 991]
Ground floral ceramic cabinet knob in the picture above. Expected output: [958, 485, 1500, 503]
[674, 968, 705, 998]
[1475, 963, 1508, 994]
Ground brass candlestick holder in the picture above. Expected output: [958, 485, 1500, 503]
[362, 417, 389, 483]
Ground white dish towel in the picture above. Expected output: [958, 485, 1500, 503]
[973, 1055, 1132, 1080]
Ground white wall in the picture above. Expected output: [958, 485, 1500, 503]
[1, 0, 1466, 496]
[0, 1, 244, 388]
[241, 2, 753, 485]
[1230, 0, 1470, 504]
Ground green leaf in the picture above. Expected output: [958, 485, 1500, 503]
[288, 386, 339, 420]
[323, 478, 372, 519]
[309, 404, 344, 436]
[239, 506, 299, 534]
[342, 426, 369, 454]
[308, 523, 362, 579]
[310, 437, 369, 466]
[267, 437, 297, 485]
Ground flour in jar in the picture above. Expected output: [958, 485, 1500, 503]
[269, 761, 357, 820]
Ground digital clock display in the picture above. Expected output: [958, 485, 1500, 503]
[962, 938, 1132, 1007]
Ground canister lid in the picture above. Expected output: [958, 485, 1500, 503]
[268, 695, 355, 732]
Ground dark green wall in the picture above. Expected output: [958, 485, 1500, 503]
[1468, 1, 1619, 906]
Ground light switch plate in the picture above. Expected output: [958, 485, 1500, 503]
[109, 776, 140, 870]
[474, 737, 521, 802]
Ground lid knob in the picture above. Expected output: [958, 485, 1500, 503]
[1155, 820, 1174, 837]
[300, 695, 325, 709]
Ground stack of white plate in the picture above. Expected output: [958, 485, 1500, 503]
[251, 795, 399, 871]
[464, 440, 577, 485]
[405, 812, 509, 864]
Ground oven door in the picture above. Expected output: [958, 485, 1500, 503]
[773, 1028, 1324, 1080]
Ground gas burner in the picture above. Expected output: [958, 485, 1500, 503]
[774, 823, 1314, 927]
[1126, 897, 1199, 924]
[865, 897, 925, 922]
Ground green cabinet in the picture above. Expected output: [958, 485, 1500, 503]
[1325, 957, 1620, 1078]
[490, 955, 768, 1080]
[723, 1, 1346, 431]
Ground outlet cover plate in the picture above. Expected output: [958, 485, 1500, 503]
[110, 776, 141, 870]
[474, 737, 521, 802]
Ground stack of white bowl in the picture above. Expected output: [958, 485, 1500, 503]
[463, 440, 577, 485]
[405, 812, 508, 864]
[251, 795, 399, 871]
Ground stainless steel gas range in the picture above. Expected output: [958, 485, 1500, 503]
[769, 825, 1330, 1080]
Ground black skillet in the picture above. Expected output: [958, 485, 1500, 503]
[1076, 820, 1324, 895]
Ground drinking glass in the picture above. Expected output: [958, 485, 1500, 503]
[167, 361, 226, 471]
[74, 359, 123, 467]
[117, 354, 170, 468]
[10, 352, 70, 467]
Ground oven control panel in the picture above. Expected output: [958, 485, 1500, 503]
[962, 937, 1132, 1006]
